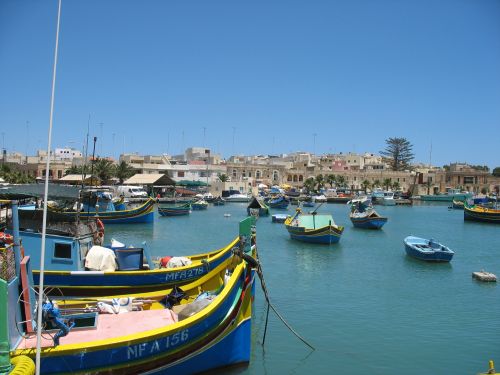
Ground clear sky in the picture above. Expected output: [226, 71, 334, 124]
[1, 0, 499, 168]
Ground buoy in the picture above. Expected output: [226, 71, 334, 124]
[224, 213, 231, 217]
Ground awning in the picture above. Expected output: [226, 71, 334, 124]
[123, 173, 176, 186]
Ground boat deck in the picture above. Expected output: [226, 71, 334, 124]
[18, 308, 178, 349]
[296, 214, 335, 228]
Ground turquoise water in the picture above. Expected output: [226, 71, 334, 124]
[106, 202, 499, 375]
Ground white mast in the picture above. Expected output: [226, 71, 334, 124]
[35, 0, 62, 372]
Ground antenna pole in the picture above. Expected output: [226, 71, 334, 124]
[36, 0, 62, 372]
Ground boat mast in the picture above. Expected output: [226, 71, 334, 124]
[36, 0, 62, 372]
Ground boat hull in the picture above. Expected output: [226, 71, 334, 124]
[403, 236, 454, 262]
[14, 263, 254, 374]
[464, 205, 500, 223]
[285, 225, 343, 244]
[419, 193, 471, 202]
[350, 216, 387, 229]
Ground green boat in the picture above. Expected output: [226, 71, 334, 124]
[419, 188, 472, 202]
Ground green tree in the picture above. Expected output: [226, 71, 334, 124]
[361, 179, 371, 193]
[337, 175, 346, 188]
[493, 167, 500, 177]
[326, 174, 337, 188]
[303, 177, 316, 193]
[65, 165, 85, 175]
[383, 178, 392, 190]
[373, 179, 381, 188]
[315, 174, 324, 191]
[114, 161, 135, 184]
[93, 158, 115, 184]
[217, 173, 229, 182]
[380, 137, 414, 171]
[392, 181, 400, 191]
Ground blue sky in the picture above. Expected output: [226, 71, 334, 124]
[1, 0, 499, 168]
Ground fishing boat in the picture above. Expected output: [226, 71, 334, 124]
[49, 188, 155, 224]
[403, 236, 454, 262]
[247, 197, 270, 217]
[419, 188, 473, 202]
[212, 196, 226, 206]
[451, 199, 464, 209]
[381, 191, 396, 206]
[1, 231, 256, 374]
[191, 199, 208, 210]
[3, 201, 250, 296]
[463, 201, 500, 223]
[267, 194, 290, 209]
[157, 202, 191, 216]
[349, 198, 387, 229]
[284, 208, 344, 244]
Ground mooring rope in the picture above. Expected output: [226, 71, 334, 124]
[239, 243, 315, 351]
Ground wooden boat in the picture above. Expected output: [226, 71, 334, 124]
[212, 196, 226, 206]
[284, 208, 344, 244]
[403, 236, 454, 262]
[50, 195, 156, 224]
[247, 197, 270, 217]
[451, 199, 464, 209]
[267, 195, 290, 209]
[158, 202, 191, 216]
[464, 202, 500, 223]
[191, 199, 208, 210]
[349, 197, 387, 229]
[4, 201, 253, 296]
[2, 241, 255, 374]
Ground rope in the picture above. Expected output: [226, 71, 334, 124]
[252, 243, 315, 351]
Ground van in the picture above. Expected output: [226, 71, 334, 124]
[116, 185, 149, 199]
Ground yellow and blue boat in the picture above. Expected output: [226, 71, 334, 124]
[2, 250, 255, 374]
[464, 201, 500, 223]
[158, 202, 192, 216]
[284, 208, 344, 244]
[4, 201, 246, 296]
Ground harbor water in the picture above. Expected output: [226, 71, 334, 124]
[106, 202, 499, 375]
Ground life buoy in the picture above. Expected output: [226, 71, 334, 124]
[94, 219, 105, 245]
[0, 232, 13, 244]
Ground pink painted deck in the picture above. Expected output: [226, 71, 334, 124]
[18, 309, 178, 349]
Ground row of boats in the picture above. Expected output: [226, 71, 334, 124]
[0, 200, 260, 374]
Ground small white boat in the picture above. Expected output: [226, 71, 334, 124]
[225, 193, 251, 202]
[312, 194, 327, 203]
[382, 191, 396, 206]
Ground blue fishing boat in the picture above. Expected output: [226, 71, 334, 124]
[1, 227, 256, 374]
[349, 197, 387, 229]
[158, 202, 191, 216]
[284, 208, 344, 244]
[3, 201, 247, 296]
[403, 236, 454, 262]
[419, 188, 473, 202]
[267, 195, 290, 209]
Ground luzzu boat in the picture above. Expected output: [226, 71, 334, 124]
[158, 202, 192, 216]
[464, 201, 500, 224]
[284, 208, 344, 244]
[4, 201, 253, 296]
[1, 239, 255, 374]
[49, 189, 155, 224]
[349, 197, 387, 229]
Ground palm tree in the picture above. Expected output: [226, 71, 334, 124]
[65, 165, 84, 175]
[373, 179, 381, 189]
[114, 161, 135, 184]
[383, 178, 392, 190]
[326, 174, 337, 188]
[315, 174, 324, 191]
[93, 158, 115, 184]
[391, 181, 400, 191]
[303, 177, 316, 194]
[361, 179, 371, 193]
[337, 175, 346, 188]
[218, 173, 229, 182]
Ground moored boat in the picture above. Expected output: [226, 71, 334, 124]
[2, 236, 256, 374]
[247, 197, 270, 217]
[212, 196, 226, 206]
[419, 188, 473, 202]
[451, 199, 464, 209]
[267, 194, 290, 209]
[3, 201, 249, 296]
[349, 198, 387, 229]
[191, 199, 208, 210]
[464, 201, 500, 223]
[403, 236, 454, 262]
[284, 208, 344, 244]
[158, 202, 192, 216]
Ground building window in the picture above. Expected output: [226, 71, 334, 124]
[287, 175, 292, 182]
[256, 170, 261, 179]
[232, 169, 237, 178]
[273, 171, 279, 181]
[177, 171, 185, 177]
[54, 243, 72, 259]
[299, 175, 303, 182]
[464, 176, 474, 184]
[293, 175, 298, 182]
